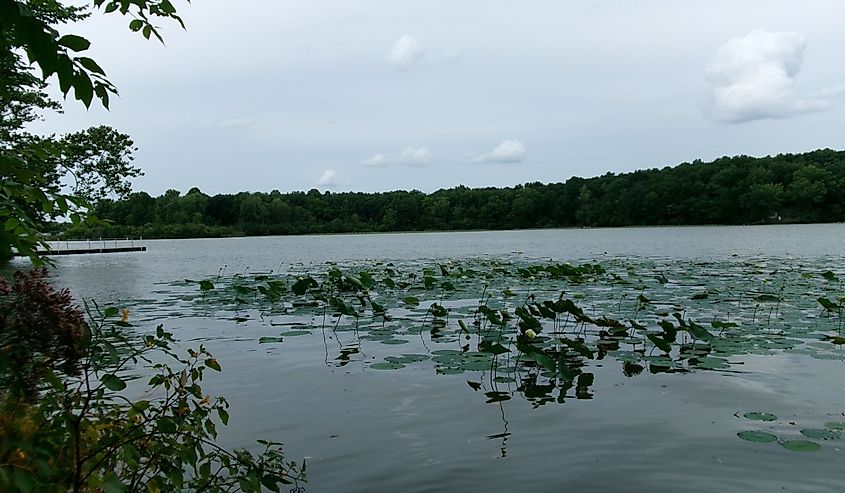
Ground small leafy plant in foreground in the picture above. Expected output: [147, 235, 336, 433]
[0, 269, 305, 492]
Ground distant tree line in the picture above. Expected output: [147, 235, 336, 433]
[64, 149, 845, 239]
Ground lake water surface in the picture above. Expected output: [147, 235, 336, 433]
[11, 224, 845, 492]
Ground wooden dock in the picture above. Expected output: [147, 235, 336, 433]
[14, 238, 148, 257]
[32, 246, 147, 256]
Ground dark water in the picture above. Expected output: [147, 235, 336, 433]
[8, 224, 845, 492]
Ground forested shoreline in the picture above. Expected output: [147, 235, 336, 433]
[65, 149, 845, 239]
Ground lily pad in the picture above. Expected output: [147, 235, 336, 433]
[743, 412, 777, 422]
[824, 422, 845, 431]
[380, 338, 410, 345]
[800, 428, 841, 440]
[279, 330, 311, 337]
[370, 362, 405, 370]
[737, 431, 778, 443]
[781, 440, 821, 452]
[385, 354, 429, 364]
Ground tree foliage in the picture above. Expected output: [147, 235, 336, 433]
[75, 149, 845, 239]
[1, 0, 159, 262]
[3, 2, 308, 492]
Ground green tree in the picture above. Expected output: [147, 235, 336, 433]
[1, 0, 166, 262]
[2, 2, 308, 491]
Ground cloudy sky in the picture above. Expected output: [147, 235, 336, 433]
[34, 0, 845, 196]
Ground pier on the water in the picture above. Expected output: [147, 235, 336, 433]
[19, 238, 147, 256]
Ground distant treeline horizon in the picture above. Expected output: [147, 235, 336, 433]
[63, 149, 845, 239]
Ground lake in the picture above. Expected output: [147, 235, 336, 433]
[10, 224, 845, 492]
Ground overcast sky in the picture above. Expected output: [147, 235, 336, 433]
[34, 0, 845, 196]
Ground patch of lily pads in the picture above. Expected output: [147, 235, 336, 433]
[156, 255, 845, 411]
[737, 412, 844, 452]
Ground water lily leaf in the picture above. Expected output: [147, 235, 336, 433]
[479, 340, 510, 355]
[782, 440, 821, 452]
[685, 321, 714, 341]
[737, 431, 778, 443]
[370, 362, 405, 370]
[743, 412, 777, 422]
[428, 303, 448, 317]
[818, 297, 840, 312]
[258, 336, 284, 344]
[292, 277, 317, 295]
[402, 296, 420, 306]
[800, 428, 840, 440]
[380, 338, 409, 345]
[691, 356, 730, 370]
[385, 354, 428, 364]
[824, 422, 845, 431]
[647, 333, 672, 353]
[279, 330, 310, 337]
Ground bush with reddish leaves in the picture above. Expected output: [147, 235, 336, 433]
[0, 269, 86, 399]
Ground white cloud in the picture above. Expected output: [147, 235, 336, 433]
[361, 154, 386, 166]
[360, 147, 432, 167]
[399, 147, 431, 165]
[387, 34, 425, 69]
[315, 169, 338, 187]
[474, 139, 526, 164]
[386, 34, 460, 70]
[705, 29, 830, 123]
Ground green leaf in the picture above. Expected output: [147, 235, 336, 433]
[101, 474, 127, 493]
[101, 373, 126, 391]
[57, 35, 91, 52]
[217, 408, 230, 425]
[818, 297, 840, 312]
[402, 296, 420, 306]
[479, 340, 510, 355]
[428, 303, 447, 317]
[781, 440, 821, 452]
[129, 19, 144, 32]
[685, 321, 714, 340]
[73, 71, 94, 107]
[743, 412, 777, 422]
[737, 430, 778, 443]
[77, 56, 106, 75]
[800, 428, 840, 440]
[12, 471, 34, 493]
[647, 333, 672, 353]
[157, 418, 178, 433]
[198, 280, 214, 291]
[292, 277, 316, 295]
[205, 358, 221, 371]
